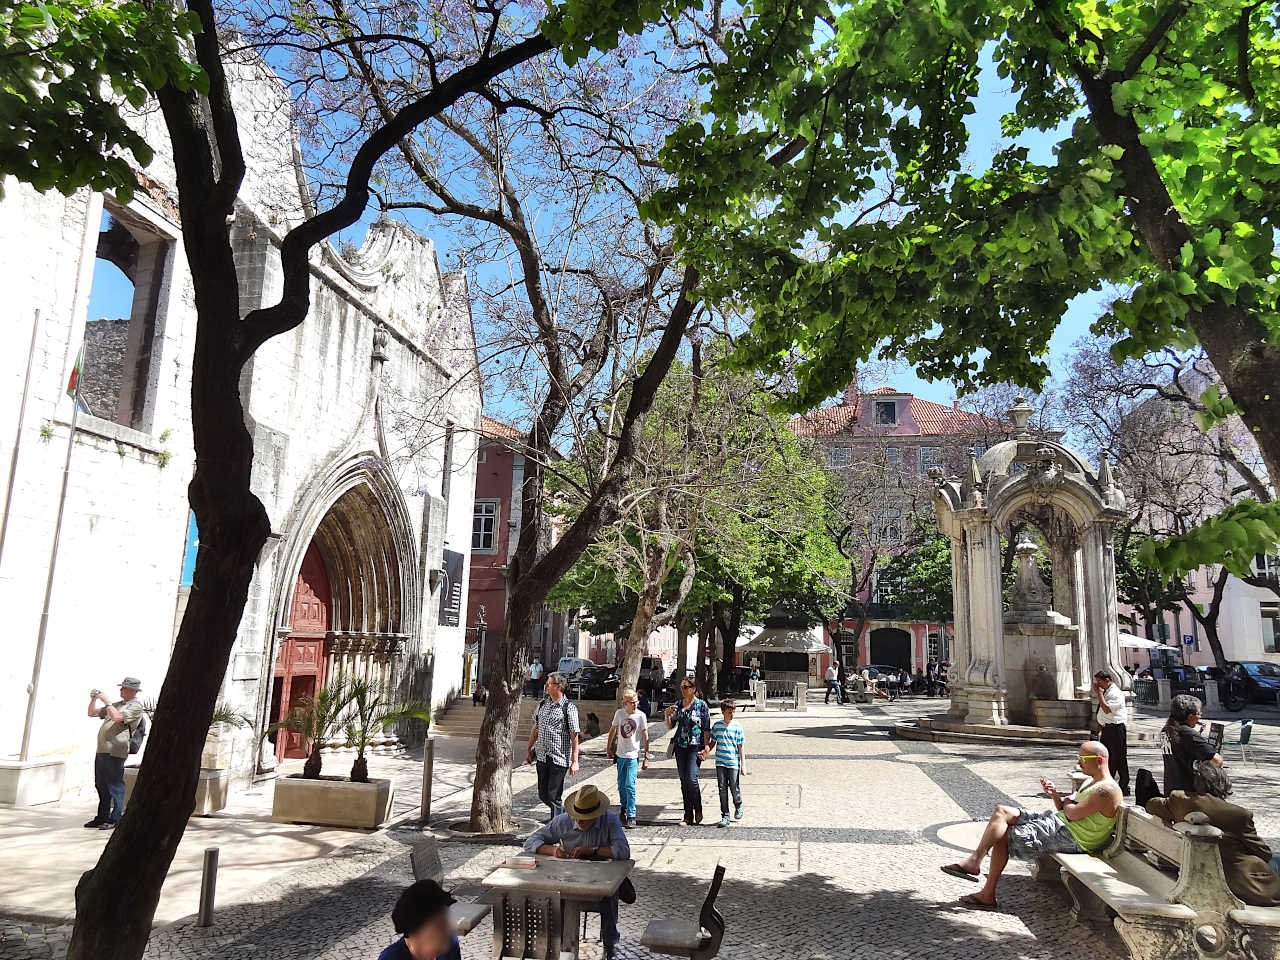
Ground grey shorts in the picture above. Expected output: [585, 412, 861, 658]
[1007, 808, 1082, 860]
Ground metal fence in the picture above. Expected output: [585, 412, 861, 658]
[1132, 678, 1159, 705]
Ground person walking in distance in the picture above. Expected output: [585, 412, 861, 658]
[607, 689, 649, 828]
[703, 699, 746, 827]
[665, 678, 711, 825]
[824, 661, 843, 704]
[525, 673, 580, 820]
[85, 676, 144, 830]
[1092, 670, 1130, 796]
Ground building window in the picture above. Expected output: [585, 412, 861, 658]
[827, 446, 851, 467]
[1255, 553, 1280, 583]
[472, 500, 499, 552]
[441, 422, 455, 503]
[884, 446, 901, 476]
[874, 400, 898, 425]
[477, 445, 488, 464]
[919, 446, 942, 473]
[82, 203, 172, 431]
[1262, 603, 1280, 654]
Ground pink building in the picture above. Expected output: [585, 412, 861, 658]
[466, 415, 571, 686]
[791, 386, 1001, 672]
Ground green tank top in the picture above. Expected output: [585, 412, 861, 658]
[1056, 781, 1117, 852]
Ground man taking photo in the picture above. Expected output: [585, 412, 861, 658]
[85, 676, 144, 830]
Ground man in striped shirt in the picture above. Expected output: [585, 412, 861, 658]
[702, 699, 746, 828]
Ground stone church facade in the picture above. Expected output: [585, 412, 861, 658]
[0, 54, 480, 798]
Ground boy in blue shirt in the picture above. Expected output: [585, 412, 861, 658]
[702, 698, 746, 827]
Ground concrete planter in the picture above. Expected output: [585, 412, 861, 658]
[123, 766, 229, 816]
[272, 775, 394, 829]
[0, 758, 66, 806]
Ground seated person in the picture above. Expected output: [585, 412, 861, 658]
[585, 712, 602, 739]
[524, 785, 630, 959]
[1159, 695, 1224, 795]
[379, 879, 461, 960]
[637, 688, 653, 718]
[940, 741, 1121, 910]
[861, 667, 890, 700]
[1144, 790, 1280, 907]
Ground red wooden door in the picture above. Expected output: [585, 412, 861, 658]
[274, 545, 331, 760]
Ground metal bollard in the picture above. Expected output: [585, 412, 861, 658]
[197, 847, 219, 927]
[419, 736, 435, 824]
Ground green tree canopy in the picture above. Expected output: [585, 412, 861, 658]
[646, 0, 1280, 496]
[0, 0, 205, 200]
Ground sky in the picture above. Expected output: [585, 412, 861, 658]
[84, 41, 1108, 419]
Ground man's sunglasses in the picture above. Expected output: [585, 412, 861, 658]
[1077, 754, 1098, 762]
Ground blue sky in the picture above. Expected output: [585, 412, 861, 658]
[85, 45, 1104, 416]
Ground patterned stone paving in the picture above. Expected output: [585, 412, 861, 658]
[5, 698, 1279, 960]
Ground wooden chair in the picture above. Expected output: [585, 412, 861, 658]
[409, 837, 493, 935]
[640, 864, 726, 960]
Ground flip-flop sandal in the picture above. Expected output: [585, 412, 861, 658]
[957, 894, 998, 911]
[941, 864, 980, 882]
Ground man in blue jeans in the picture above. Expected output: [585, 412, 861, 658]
[85, 677, 144, 830]
[525, 785, 630, 959]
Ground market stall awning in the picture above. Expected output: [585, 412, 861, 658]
[737, 624, 829, 655]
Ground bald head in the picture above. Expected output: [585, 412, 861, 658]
[1078, 740, 1111, 778]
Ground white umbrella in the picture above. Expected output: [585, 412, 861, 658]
[1118, 631, 1180, 651]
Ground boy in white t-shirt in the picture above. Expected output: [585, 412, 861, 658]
[607, 689, 650, 828]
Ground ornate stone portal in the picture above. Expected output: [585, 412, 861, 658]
[932, 398, 1129, 727]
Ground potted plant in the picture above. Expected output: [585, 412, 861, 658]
[269, 676, 428, 829]
[124, 702, 251, 816]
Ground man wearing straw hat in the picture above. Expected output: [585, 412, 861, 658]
[524, 784, 631, 958]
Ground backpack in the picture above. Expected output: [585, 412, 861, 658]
[128, 713, 148, 755]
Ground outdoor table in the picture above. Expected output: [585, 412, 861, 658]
[481, 855, 634, 960]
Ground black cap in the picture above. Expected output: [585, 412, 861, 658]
[392, 879, 456, 935]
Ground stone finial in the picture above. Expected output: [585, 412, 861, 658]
[1008, 395, 1035, 438]
[960, 449, 983, 506]
[1098, 453, 1115, 490]
[371, 324, 390, 365]
[1009, 537, 1051, 612]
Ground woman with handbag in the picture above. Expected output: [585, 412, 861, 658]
[1159, 695, 1228, 796]
[664, 679, 711, 825]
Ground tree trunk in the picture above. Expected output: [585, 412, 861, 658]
[618, 568, 663, 695]
[69, 369, 271, 959]
[303, 747, 323, 780]
[695, 619, 710, 695]
[468, 601, 534, 832]
[675, 619, 689, 684]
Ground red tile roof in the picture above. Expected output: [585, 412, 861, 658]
[788, 391, 1004, 438]
[478, 414, 524, 441]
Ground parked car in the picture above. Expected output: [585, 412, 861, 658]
[568, 665, 619, 700]
[1229, 661, 1280, 705]
[556, 656, 594, 680]
[639, 656, 666, 691]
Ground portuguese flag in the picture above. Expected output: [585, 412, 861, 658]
[66, 346, 82, 398]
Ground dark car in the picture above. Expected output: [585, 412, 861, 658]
[1231, 661, 1280, 705]
[568, 665, 619, 700]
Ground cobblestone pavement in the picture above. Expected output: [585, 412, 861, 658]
[5, 697, 1279, 960]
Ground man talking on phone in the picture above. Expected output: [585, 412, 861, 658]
[85, 676, 144, 830]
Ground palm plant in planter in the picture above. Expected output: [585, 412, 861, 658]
[266, 678, 355, 779]
[343, 678, 431, 783]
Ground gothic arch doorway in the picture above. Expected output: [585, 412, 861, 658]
[271, 543, 331, 759]
[869, 627, 912, 671]
[267, 477, 417, 761]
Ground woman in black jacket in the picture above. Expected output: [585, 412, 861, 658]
[1159, 694, 1225, 794]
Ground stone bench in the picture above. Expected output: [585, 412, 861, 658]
[1034, 804, 1280, 960]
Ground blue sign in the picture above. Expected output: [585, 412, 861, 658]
[1183, 634, 1195, 646]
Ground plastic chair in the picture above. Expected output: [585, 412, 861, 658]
[1222, 719, 1256, 765]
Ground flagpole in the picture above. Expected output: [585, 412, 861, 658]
[0, 309, 41, 570]
[19, 352, 83, 762]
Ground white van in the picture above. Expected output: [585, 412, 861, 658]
[556, 657, 594, 679]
